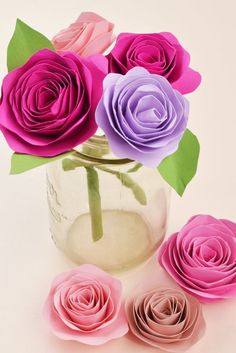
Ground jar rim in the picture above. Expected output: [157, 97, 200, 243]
[75, 135, 134, 165]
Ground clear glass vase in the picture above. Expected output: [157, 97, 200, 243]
[47, 136, 171, 272]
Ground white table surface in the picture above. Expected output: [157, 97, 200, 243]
[0, 0, 236, 352]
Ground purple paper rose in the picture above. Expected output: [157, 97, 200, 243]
[0, 49, 107, 157]
[159, 215, 236, 303]
[107, 32, 201, 94]
[95, 67, 189, 167]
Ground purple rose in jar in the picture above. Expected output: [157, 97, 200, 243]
[95, 67, 189, 167]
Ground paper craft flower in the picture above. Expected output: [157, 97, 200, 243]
[127, 288, 205, 352]
[107, 32, 201, 94]
[95, 67, 189, 167]
[52, 12, 115, 57]
[159, 215, 236, 302]
[43, 264, 128, 345]
[0, 49, 107, 157]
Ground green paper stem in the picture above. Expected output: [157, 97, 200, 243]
[127, 163, 143, 173]
[62, 157, 147, 241]
[97, 165, 147, 206]
[62, 158, 85, 171]
[85, 167, 103, 242]
[62, 157, 147, 206]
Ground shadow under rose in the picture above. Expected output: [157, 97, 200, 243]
[126, 330, 166, 353]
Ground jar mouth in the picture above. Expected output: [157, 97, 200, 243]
[75, 135, 133, 165]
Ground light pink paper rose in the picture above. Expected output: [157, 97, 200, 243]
[159, 215, 236, 303]
[43, 264, 128, 345]
[127, 288, 205, 352]
[52, 12, 115, 57]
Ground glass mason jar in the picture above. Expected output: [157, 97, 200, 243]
[47, 136, 171, 272]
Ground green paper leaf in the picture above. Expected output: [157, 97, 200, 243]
[10, 152, 72, 175]
[7, 18, 54, 71]
[158, 129, 200, 196]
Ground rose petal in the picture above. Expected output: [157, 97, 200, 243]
[172, 68, 201, 94]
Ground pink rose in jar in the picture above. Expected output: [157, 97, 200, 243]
[0, 49, 107, 157]
[52, 12, 115, 57]
[107, 32, 201, 94]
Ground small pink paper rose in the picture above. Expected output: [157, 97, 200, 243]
[43, 264, 128, 345]
[127, 288, 205, 352]
[159, 215, 236, 302]
[52, 12, 115, 57]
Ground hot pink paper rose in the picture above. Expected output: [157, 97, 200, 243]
[43, 264, 128, 345]
[0, 49, 107, 157]
[127, 288, 205, 352]
[52, 12, 115, 57]
[159, 215, 236, 302]
[107, 32, 201, 94]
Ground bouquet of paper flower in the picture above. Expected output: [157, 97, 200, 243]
[0, 13, 200, 242]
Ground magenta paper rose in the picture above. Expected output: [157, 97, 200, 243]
[127, 288, 205, 352]
[95, 66, 189, 167]
[0, 49, 107, 157]
[159, 215, 236, 302]
[43, 264, 128, 345]
[107, 32, 201, 94]
[52, 12, 115, 57]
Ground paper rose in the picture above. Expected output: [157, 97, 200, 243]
[52, 12, 115, 57]
[0, 49, 107, 157]
[159, 215, 236, 302]
[43, 264, 128, 345]
[95, 67, 189, 167]
[107, 32, 201, 94]
[127, 288, 205, 352]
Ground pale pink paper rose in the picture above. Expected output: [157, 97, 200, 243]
[159, 215, 236, 302]
[52, 12, 115, 57]
[43, 264, 128, 345]
[126, 288, 205, 352]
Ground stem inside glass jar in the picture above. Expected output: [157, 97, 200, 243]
[85, 166, 103, 241]
[62, 137, 146, 242]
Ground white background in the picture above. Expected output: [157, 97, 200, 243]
[0, 0, 236, 352]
